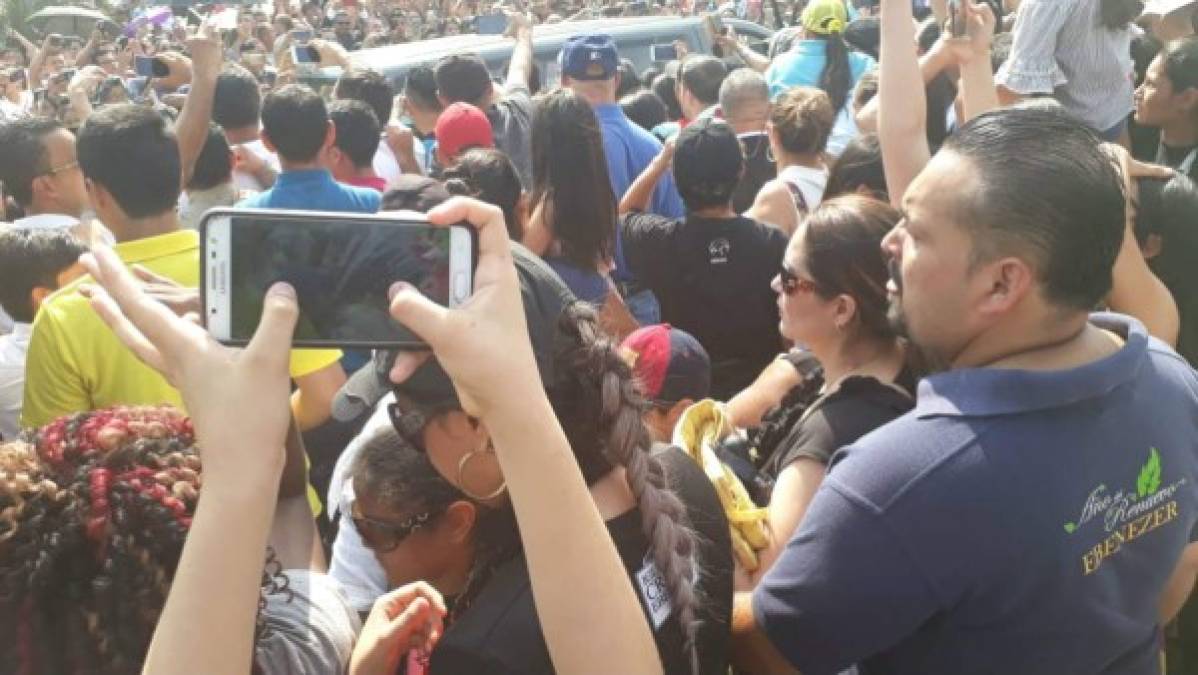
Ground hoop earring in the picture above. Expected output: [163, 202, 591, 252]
[457, 439, 507, 501]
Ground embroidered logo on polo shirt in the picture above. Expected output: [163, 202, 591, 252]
[708, 238, 731, 265]
[1062, 447, 1186, 575]
[635, 556, 674, 629]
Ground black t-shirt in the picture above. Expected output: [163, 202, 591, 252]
[621, 212, 788, 401]
[1161, 141, 1198, 182]
[731, 133, 777, 214]
[763, 368, 916, 479]
[429, 446, 733, 675]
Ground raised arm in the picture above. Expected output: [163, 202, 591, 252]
[175, 23, 222, 187]
[878, 0, 931, 207]
[28, 34, 54, 86]
[946, 1, 1000, 122]
[716, 27, 771, 73]
[79, 247, 300, 675]
[504, 11, 534, 92]
[619, 139, 673, 215]
[389, 198, 664, 674]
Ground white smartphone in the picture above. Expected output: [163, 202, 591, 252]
[201, 208, 476, 348]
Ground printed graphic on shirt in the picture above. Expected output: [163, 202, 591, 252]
[636, 556, 674, 629]
[1063, 448, 1185, 574]
[708, 238, 730, 265]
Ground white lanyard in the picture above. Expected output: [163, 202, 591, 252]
[1156, 143, 1198, 175]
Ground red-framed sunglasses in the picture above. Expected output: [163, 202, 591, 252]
[779, 263, 820, 295]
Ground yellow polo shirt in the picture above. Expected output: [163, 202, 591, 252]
[21, 229, 343, 427]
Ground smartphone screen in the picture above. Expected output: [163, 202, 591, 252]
[651, 44, 678, 61]
[949, 0, 967, 36]
[135, 55, 155, 77]
[291, 29, 312, 43]
[202, 210, 475, 347]
[292, 45, 319, 63]
[476, 13, 508, 34]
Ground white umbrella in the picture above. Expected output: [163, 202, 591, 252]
[26, 6, 112, 38]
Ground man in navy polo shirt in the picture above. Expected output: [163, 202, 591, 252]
[238, 84, 380, 213]
[736, 107, 1198, 673]
[560, 33, 684, 325]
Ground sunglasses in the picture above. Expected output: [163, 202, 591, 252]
[779, 263, 819, 296]
[352, 507, 437, 552]
[388, 400, 461, 454]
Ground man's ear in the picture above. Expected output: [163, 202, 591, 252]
[322, 119, 336, 151]
[30, 286, 54, 316]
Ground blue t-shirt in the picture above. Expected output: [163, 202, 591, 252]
[238, 168, 381, 213]
[593, 104, 685, 283]
[544, 258, 609, 306]
[766, 40, 876, 156]
[754, 314, 1198, 675]
[765, 39, 876, 101]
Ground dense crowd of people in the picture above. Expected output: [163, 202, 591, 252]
[2, 0, 1198, 672]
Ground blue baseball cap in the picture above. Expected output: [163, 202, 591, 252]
[560, 34, 619, 81]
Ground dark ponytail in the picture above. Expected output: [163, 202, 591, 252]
[552, 303, 703, 674]
[820, 33, 853, 113]
[1099, 0, 1143, 29]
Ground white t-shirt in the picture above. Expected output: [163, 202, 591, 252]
[232, 139, 281, 192]
[777, 164, 828, 213]
[373, 141, 402, 191]
[327, 394, 394, 612]
[0, 323, 30, 440]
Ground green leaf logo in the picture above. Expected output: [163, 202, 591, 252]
[1064, 522, 1076, 534]
[1137, 448, 1162, 499]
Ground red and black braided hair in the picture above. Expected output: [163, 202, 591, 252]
[0, 406, 202, 675]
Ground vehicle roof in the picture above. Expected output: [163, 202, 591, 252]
[342, 16, 770, 82]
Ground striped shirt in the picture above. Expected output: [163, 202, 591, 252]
[996, 0, 1134, 132]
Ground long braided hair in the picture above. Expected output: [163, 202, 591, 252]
[0, 406, 285, 675]
[549, 303, 703, 674]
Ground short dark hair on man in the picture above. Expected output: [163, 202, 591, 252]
[404, 65, 441, 112]
[329, 100, 381, 169]
[620, 89, 668, 132]
[679, 55, 728, 107]
[187, 123, 233, 191]
[434, 54, 492, 106]
[336, 68, 395, 126]
[77, 104, 181, 219]
[261, 84, 329, 163]
[213, 63, 262, 131]
[1163, 35, 1198, 95]
[0, 229, 88, 323]
[942, 106, 1125, 311]
[0, 116, 61, 207]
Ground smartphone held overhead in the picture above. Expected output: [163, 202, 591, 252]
[135, 55, 169, 78]
[949, 0, 968, 37]
[651, 43, 678, 62]
[200, 209, 477, 349]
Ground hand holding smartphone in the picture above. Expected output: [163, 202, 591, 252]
[135, 55, 169, 78]
[949, 0, 967, 37]
[651, 43, 677, 62]
[201, 209, 476, 348]
[292, 44, 320, 64]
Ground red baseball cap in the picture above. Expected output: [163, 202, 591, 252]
[435, 102, 494, 164]
[619, 324, 711, 406]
